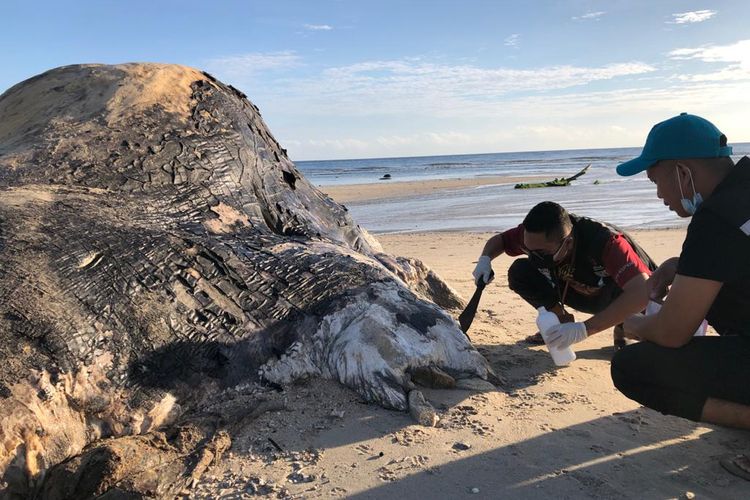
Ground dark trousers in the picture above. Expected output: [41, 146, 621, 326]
[611, 336, 750, 421]
[507, 258, 622, 314]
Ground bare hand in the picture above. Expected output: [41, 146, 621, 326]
[647, 257, 679, 301]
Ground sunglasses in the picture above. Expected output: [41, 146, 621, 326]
[528, 236, 571, 261]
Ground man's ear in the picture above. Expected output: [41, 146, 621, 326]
[675, 162, 692, 186]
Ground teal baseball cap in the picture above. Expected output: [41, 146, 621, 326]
[616, 113, 733, 176]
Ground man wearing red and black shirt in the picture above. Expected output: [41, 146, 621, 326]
[472, 201, 655, 348]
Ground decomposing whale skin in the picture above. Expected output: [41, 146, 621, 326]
[0, 63, 490, 495]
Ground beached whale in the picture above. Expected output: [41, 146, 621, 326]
[0, 63, 491, 495]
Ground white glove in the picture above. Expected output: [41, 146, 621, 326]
[545, 322, 588, 350]
[472, 255, 494, 285]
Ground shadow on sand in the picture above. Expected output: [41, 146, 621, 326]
[118, 334, 748, 500]
[339, 407, 747, 499]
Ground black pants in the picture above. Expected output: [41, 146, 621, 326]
[611, 336, 750, 421]
[507, 258, 621, 314]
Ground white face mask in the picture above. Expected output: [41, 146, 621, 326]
[676, 166, 703, 216]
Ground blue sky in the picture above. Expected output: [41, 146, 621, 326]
[3, 1, 750, 160]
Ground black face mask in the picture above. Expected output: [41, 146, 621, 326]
[529, 251, 555, 268]
[528, 233, 573, 269]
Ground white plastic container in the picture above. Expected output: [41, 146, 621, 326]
[645, 300, 707, 336]
[536, 307, 577, 366]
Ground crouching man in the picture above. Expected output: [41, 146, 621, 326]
[472, 201, 655, 350]
[614, 113, 750, 479]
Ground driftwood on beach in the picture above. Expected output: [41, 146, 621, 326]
[514, 163, 591, 189]
[0, 63, 495, 496]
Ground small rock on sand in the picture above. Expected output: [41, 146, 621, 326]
[453, 442, 472, 451]
[408, 390, 439, 427]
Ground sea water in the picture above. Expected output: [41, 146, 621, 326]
[296, 144, 750, 234]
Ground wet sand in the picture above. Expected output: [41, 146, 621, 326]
[319, 174, 547, 203]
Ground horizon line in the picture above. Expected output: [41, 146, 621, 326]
[293, 141, 750, 163]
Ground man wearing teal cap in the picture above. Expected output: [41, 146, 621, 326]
[612, 113, 750, 479]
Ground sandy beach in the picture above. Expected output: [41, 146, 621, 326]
[192, 178, 747, 499]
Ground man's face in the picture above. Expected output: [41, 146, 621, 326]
[646, 160, 690, 218]
[523, 229, 573, 264]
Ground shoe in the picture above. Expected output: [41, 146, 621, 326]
[613, 324, 626, 351]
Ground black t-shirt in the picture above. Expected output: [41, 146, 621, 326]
[677, 157, 750, 336]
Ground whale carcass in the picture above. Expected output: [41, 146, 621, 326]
[0, 63, 492, 496]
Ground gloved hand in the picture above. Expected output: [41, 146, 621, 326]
[472, 255, 494, 286]
[545, 322, 588, 350]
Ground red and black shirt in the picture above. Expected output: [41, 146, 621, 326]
[502, 215, 655, 296]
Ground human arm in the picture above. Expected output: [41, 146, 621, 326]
[626, 209, 742, 346]
[546, 272, 649, 349]
[582, 234, 652, 335]
[546, 234, 651, 348]
[472, 234, 504, 285]
[623, 273, 722, 347]
[583, 272, 650, 335]
[479, 233, 506, 259]
[472, 225, 524, 285]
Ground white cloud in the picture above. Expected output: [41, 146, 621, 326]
[293, 59, 656, 116]
[283, 137, 368, 152]
[253, 59, 659, 157]
[668, 39, 750, 82]
[304, 24, 333, 31]
[669, 39, 750, 64]
[374, 131, 474, 147]
[277, 77, 750, 159]
[504, 34, 520, 47]
[204, 49, 749, 159]
[572, 11, 605, 21]
[206, 51, 301, 77]
[669, 10, 716, 24]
